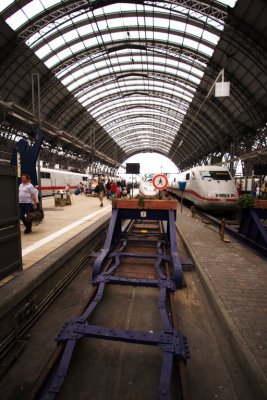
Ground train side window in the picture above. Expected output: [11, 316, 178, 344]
[200, 171, 211, 180]
[41, 172, 51, 179]
[186, 173, 190, 180]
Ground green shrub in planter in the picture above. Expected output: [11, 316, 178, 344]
[237, 194, 256, 209]
[135, 194, 145, 207]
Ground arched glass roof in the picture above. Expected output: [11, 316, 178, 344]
[0, 0, 239, 166]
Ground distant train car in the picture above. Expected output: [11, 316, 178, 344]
[39, 167, 91, 196]
[167, 166, 238, 212]
[139, 173, 159, 198]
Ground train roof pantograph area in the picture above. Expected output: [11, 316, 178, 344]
[0, 0, 266, 173]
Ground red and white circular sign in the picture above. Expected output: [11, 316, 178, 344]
[152, 174, 168, 190]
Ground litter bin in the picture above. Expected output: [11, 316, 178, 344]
[54, 193, 65, 207]
[54, 192, 71, 206]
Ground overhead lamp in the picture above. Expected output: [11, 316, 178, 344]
[172, 68, 230, 161]
[215, 69, 230, 97]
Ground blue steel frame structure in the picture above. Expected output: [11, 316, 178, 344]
[40, 202, 189, 399]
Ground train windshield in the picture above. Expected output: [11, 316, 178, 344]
[200, 170, 232, 181]
[144, 174, 153, 182]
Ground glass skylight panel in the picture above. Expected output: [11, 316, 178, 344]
[57, 47, 72, 61]
[35, 44, 52, 59]
[56, 56, 93, 79]
[44, 55, 59, 68]
[42, 0, 62, 7]
[6, 3, 81, 32]
[102, 114, 181, 129]
[63, 30, 79, 42]
[49, 36, 66, 51]
[0, 0, 13, 13]
[77, 81, 195, 104]
[219, 0, 238, 7]
[185, 25, 203, 38]
[62, 75, 74, 86]
[94, 104, 186, 124]
[88, 90, 158, 106]
[67, 60, 105, 81]
[112, 125, 178, 138]
[205, 17, 224, 30]
[83, 36, 99, 48]
[6, 0, 53, 30]
[77, 25, 94, 37]
[202, 31, 220, 45]
[71, 11, 92, 25]
[68, 75, 89, 91]
[23, 1, 44, 19]
[27, 14, 81, 47]
[70, 42, 85, 53]
[118, 135, 173, 146]
[90, 97, 182, 118]
[26, 32, 43, 47]
[6, 10, 28, 30]
[105, 120, 180, 134]
[198, 43, 214, 57]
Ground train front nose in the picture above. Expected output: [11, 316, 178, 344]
[202, 192, 237, 211]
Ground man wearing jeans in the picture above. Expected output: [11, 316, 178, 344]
[98, 176, 106, 207]
[19, 173, 37, 233]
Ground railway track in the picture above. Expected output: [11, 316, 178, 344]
[30, 213, 191, 400]
[193, 208, 267, 258]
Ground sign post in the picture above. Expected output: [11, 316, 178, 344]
[178, 181, 187, 213]
[126, 163, 140, 198]
[152, 174, 168, 198]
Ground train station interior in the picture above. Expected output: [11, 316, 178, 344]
[0, 1, 267, 399]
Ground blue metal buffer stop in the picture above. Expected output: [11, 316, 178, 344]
[40, 199, 190, 400]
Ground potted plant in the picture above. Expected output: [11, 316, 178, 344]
[136, 194, 145, 208]
[237, 194, 256, 209]
[255, 192, 267, 208]
[237, 194, 256, 234]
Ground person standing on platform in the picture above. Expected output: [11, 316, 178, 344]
[65, 183, 72, 205]
[65, 183, 70, 193]
[19, 173, 37, 234]
[95, 176, 106, 207]
[110, 180, 116, 198]
[116, 181, 122, 197]
[106, 178, 111, 199]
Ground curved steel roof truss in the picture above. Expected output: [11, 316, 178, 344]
[0, 0, 266, 171]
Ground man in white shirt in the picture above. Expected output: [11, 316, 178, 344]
[19, 173, 37, 234]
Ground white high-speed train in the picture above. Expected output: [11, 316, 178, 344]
[167, 166, 239, 212]
[38, 167, 92, 196]
[139, 173, 159, 198]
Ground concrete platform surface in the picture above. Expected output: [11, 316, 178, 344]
[176, 208, 267, 399]
[20, 194, 112, 271]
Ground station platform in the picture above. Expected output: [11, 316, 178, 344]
[0, 196, 266, 399]
[176, 207, 267, 399]
[20, 194, 112, 272]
